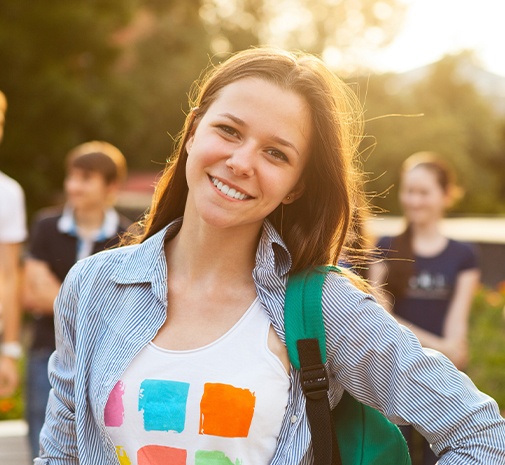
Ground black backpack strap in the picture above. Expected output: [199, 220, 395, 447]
[297, 338, 342, 465]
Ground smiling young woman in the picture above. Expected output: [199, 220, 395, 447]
[35, 49, 505, 465]
[183, 77, 311, 234]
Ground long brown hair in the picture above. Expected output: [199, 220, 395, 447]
[125, 47, 366, 274]
[386, 151, 462, 299]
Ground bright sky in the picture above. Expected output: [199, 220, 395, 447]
[370, 0, 505, 76]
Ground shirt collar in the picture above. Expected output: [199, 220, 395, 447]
[57, 204, 121, 241]
[256, 219, 292, 277]
[111, 217, 292, 285]
[111, 218, 181, 285]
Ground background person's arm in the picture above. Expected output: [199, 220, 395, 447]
[367, 260, 394, 312]
[23, 258, 62, 315]
[0, 242, 23, 396]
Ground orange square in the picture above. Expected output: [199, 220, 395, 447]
[138, 445, 186, 465]
[199, 383, 256, 437]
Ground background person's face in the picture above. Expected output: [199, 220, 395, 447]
[399, 166, 448, 225]
[64, 167, 112, 211]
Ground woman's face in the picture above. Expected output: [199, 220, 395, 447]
[399, 166, 449, 226]
[184, 77, 312, 233]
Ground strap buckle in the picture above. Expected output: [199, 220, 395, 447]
[300, 363, 329, 400]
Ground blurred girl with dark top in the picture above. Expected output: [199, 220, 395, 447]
[23, 141, 130, 457]
[369, 151, 481, 465]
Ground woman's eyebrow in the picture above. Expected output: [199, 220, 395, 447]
[219, 112, 246, 126]
[270, 135, 300, 157]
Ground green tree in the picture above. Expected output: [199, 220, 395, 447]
[0, 0, 409, 219]
[0, 1, 138, 215]
[116, 0, 213, 169]
[361, 52, 505, 214]
[0, 1, 213, 217]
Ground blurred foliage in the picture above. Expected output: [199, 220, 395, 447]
[0, 357, 24, 421]
[202, 0, 407, 70]
[0, 0, 213, 219]
[115, 1, 212, 170]
[357, 51, 505, 214]
[0, 1, 140, 214]
[0, 1, 504, 221]
[467, 283, 505, 411]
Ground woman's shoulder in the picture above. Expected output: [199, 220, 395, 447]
[447, 238, 477, 253]
[321, 269, 377, 314]
[374, 235, 399, 259]
[446, 239, 480, 269]
[65, 242, 140, 287]
[68, 225, 169, 285]
[319, 269, 398, 345]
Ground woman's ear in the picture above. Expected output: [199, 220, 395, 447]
[282, 181, 305, 205]
[185, 134, 194, 154]
[185, 108, 200, 154]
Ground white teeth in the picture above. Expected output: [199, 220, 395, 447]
[211, 177, 248, 200]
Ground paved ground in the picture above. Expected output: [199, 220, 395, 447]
[0, 420, 31, 465]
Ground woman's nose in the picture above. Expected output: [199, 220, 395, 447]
[225, 143, 256, 177]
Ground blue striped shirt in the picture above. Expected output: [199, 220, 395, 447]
[36, 218, 505, 464]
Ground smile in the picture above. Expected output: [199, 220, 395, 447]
[210, 176, 251, 200]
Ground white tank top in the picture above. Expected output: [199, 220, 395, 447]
[105, 298, 290, 465]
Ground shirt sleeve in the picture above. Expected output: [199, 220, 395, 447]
[35, 261, 82, 464]
[321, 272, 505, 465]
[458, 241, 480, 272]
[0, 178, 27, 243]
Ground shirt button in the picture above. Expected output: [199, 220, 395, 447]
[290, 415, 298, 423]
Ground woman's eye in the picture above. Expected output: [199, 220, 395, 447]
[267, 148, 288, 162]
[217, 125, 238, 137]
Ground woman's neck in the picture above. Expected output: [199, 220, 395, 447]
[410, 220, 442, 239]
[165, 217, 260, 287]
[410, 221, 448, 256]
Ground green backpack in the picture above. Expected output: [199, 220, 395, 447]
[284, 266, 411, 465]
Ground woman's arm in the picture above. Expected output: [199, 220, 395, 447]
[34, 263, 81, 464]
[322, 273, 505, 464]
[23, 258, 62, 314]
